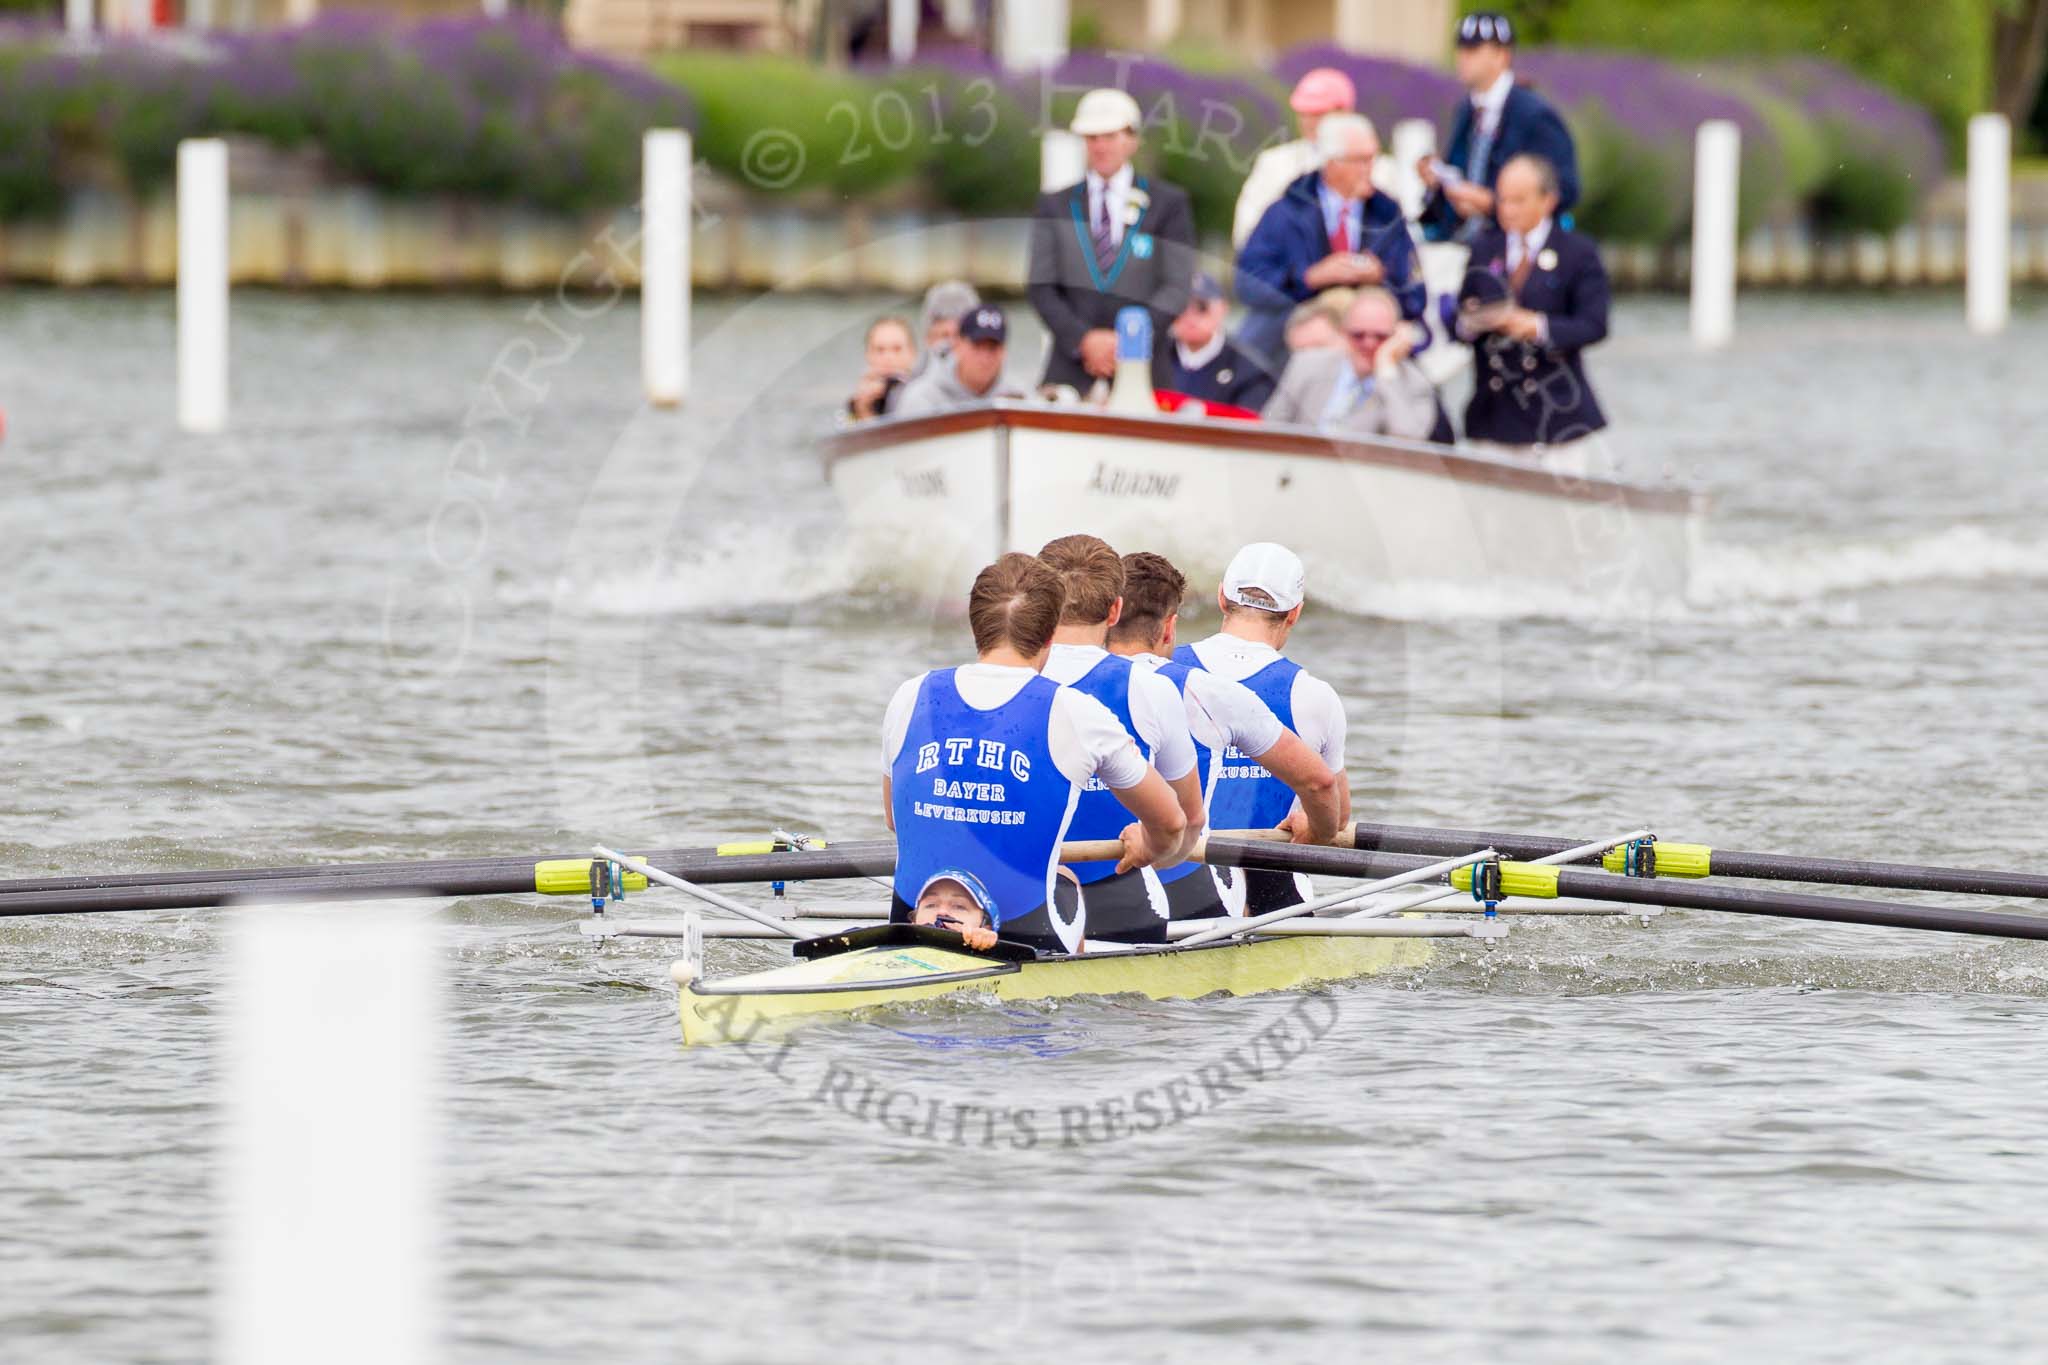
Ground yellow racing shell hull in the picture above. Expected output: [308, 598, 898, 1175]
[673, 932, 1434, 1046]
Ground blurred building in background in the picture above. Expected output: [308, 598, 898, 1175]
[1072, 0, 1450, 65]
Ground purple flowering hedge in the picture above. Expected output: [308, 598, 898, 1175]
[0, 16, 691, 221]
[0, 20, 1944, 243]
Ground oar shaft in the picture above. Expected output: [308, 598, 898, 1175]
[1352, 822, 2048, 900]
[1544, 867, 2048, 941]
[1175, 848, 1495, 947]
[0, 843, 903, 917]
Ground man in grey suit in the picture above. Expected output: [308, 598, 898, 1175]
[1262, 287, 1439, 440]
[1027, 88, 1196, 393]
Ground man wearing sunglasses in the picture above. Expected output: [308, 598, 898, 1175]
[1260, 286, 1440, 440]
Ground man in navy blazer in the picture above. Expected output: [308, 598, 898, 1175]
[1417, 12, 1579, 243]
[1026, 88, 1196, 392]
[1233, 113, 1425, 370]
[1455, 154, 1608, 451]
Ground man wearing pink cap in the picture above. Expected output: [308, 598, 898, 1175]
[1231, 68, 1356, 250]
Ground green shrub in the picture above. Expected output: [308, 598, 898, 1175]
[1481, 0, 1982, 150]
[1810, 145, 1918, 234]
[884, 68, 1038, 216]
[656, 52, 922, 197]
[1567, 104, 1682, 244]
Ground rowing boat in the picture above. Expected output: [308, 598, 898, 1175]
[669, 921, 1461, 1047]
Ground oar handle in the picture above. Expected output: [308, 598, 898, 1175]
[1058, 826, 1343, 866]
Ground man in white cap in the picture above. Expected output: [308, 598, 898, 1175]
[1026, 87, 1195, 394]
[1171, 542, 1350, 916]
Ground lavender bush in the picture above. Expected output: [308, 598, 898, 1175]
[1517, 50, 1796, 241]
[0, 26, 1946, 243]
[0, 16, 692, 220]
[1272, 44, 1463, 149]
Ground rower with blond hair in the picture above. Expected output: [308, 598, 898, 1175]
[881, 553, 1186, 954]
[1173, 543, 1351, 916]
[1035, 534, 1205, 943]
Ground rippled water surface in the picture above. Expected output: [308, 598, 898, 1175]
[4, 286, 2048, 1363]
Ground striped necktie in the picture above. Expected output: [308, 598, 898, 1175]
[1467, 103, 1496, 183]
[1092, 185, 1118, 276]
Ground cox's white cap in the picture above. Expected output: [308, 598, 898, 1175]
[1222, 542, 1305, 612]
[1071, 88, 1143, 137]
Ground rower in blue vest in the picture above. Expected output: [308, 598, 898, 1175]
[1173, 543, 1351, 916]
[1035, 534, 1206, 943]
[1106, 550, 1346, 920]
[881, 553, 1188, 954]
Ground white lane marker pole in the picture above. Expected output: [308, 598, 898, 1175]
[999, 0, 1067, 71]
[1041, 130, 1085, 193]
[642, 128, 690, 408]
[221, 908, 439, 1365]
[888, 0, 917, 62]
[1690, 120, 1740, 351]
[177, 138, 229, 433]
[1391, 118, 1435, 222]
[1967, 113, 2011, 336]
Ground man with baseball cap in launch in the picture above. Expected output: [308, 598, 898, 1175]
[1027, 87, 1196, 393]
[1173, 543, 1351, 916]
[891, 304, 1019, 417]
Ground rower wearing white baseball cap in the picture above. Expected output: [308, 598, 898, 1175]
[1172, 542, 1350, 915]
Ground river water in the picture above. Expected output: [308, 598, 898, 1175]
[3, 285, 2047, 1362]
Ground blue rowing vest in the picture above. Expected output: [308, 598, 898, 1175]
[1146, 659, 1204, 887]
[1060, 653, 1148, 885]
[890, 669, 1080, 946]
[1173, 644, 1303, 831]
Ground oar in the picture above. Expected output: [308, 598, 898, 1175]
[0, 833, 1202, 918]
[590, 846, 805, 940]
[1438, 859, 2048, 942]
[1342, 821, 2048, 900]
[0, 837, 898, 905]
[1343, 828, 1650, 920]
[1220, 838, 2048, 942]
[0, 840, 911, 917]
[1174, 848, 1498, 947]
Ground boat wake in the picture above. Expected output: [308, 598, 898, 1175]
[1687, 524, 2048, 612]
[526, 523, 2048, 626]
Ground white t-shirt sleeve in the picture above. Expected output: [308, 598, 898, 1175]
[1290, 673, 1347, 772]
[1194, 671, 1285, 757]
[1050, 689, 1149, 790]
[880, 674, 926, 771]
[1132, 670, 1197, 782]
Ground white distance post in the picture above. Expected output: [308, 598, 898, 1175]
[999, 0, 1068, 72]
[642, 129, 690, 408]
[1967, 113, 2011, 336]
[220, 909, 439, 1365]
[1690, 119, 1740, 350]
[65, 0, 91, 36]
[1041, 129, 1085, 193]
[888, 0, 917, 62]
[177, 138, 229, 434]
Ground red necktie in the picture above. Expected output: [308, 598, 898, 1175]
[1329, 213, 1350, 255]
